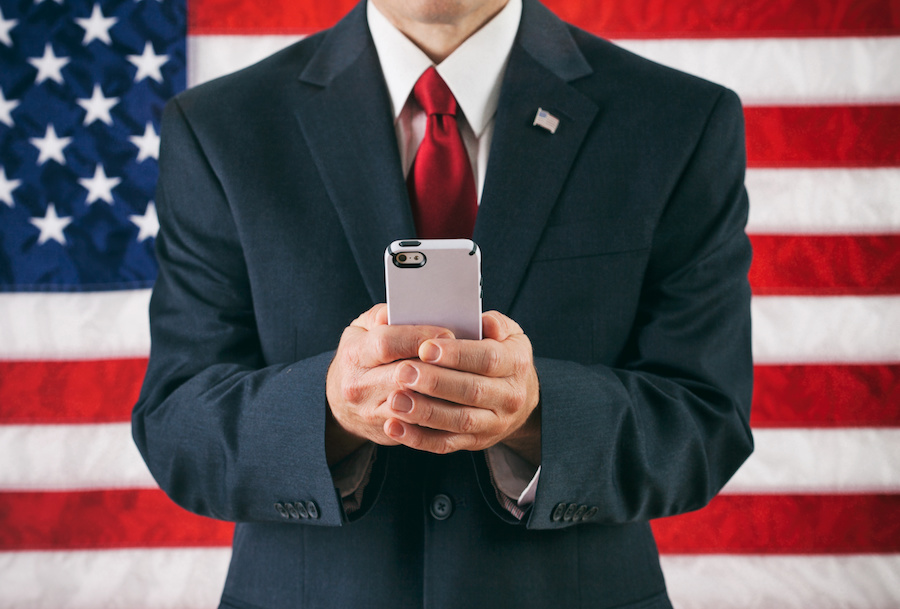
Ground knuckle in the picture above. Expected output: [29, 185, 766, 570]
[481, 347, 503, 376]
[457, 411, 477, 434]
[465, 378, 486, 405]
[341, 380, 366, 405]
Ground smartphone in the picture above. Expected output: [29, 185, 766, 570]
[385, 239, 482, 340]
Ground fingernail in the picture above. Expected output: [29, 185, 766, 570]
[438, 331, 454, 339]
[387, 421, 405, 438]
[397, 364, 418, 385]
[420, 342, 441, 363]
[392, 393, 413, 413]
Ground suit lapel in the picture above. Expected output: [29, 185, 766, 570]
[475, 0, 598, 314]
[291, 3, 414, 304]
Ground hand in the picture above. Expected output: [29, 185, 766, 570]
[325, 303, 453, 464]
[383, 311, 541, 464]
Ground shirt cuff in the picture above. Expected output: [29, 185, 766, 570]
[330, 442, 377, 514]
[485, 444, 541, 520]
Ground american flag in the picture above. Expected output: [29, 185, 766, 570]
[1, 0, 898, 606]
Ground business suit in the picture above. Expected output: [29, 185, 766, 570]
[132, 0, 753, 607]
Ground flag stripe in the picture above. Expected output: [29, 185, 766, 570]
[745, 105, 900, 168]
[3, 425, 897, 493]
[3, 489, 897, 554]
[3, 361, 898, 427]
[0, 359, 147, 425]
[186, 36, 900, 105]
[745, 168, 900, 234]
[652, 494, 900, 554]
[752, 364, 900, 428]
[0, 548, 230, 609]
[723, 429, 900, 494]
[748, 234, 900, 295]
[660, 554, 900, 609]
[187, 0, 900, 37]
[751, 296, 900, 364]
[3, 293, 899, 363]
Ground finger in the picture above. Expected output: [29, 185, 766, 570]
[394, 360, 502, 409]
[350, 303, 388, 331]
[383, 418, 477, 454]
[387, 390, 498, 435]
[362, 324, 454, 367]
[418, 336, 515, 378]
[481, 310, 522, 342]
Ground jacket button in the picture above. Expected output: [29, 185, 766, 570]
[551, 502, 566, 522]
[583, 506, 599, 521]
[572, 505, 588, 522]
[430, 494, 453, 520]
[563, 503, 577, 521]
[286, 502, 300, 519]
[274, 502, 289, 519]
[294, 502, 309, 519]
[306, 500, 320, 520]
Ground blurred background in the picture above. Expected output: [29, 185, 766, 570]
[1, 0, 898, 606]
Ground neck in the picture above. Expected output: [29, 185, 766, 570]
[372, 0, 509, 63]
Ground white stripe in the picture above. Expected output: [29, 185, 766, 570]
[2, 293, 898, 365]
[0, 290, 151, 360]
[662, 554, 900, 609]
[723, 428, 900, 494]
[751, 296, 900, 364]
[746, 168, 900, 234]
[187, 35, 900, 104]
[0, 549, 230, 609]
[0, 423, 155, 490]
[3, 423, 898, 493]
[617, 37, 900, 105]
[187, 35, 303, 87]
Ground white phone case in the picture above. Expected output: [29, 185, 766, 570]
[385, 239, 482, 340]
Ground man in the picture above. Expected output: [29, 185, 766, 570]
[132, 0, 754, 607]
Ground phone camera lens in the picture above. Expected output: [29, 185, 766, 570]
[398, 254, 407, 262]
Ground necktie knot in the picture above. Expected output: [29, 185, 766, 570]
[413, 67, 457, 117]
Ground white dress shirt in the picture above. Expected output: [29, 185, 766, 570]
[333, 0, 539, 516]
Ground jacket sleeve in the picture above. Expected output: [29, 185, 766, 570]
[131, 98, 344, 527]
[527, 88, 754, 530]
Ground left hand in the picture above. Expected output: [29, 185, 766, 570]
[383, 310, 541, 462]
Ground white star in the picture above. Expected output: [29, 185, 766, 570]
[75, 4, 117, 46]
[127, 41, 168, 83]
[28, 43, 70, 85]
[29, 203, 73, 246]
[78, 164, 121, 205]
[77, 84, 119, 126]
[0, 87, 19, 127]
[0, 166, 21, 207]
[129, 122, 160, 162]
[130, 201, 159, 242]
[0, 7, 18, 47]
[30, 124, 72, 165]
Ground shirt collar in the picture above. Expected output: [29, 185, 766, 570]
[367, 0, 522, 137]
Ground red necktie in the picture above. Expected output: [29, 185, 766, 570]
[407, 67, 477, 239]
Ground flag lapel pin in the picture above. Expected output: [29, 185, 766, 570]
[533, 108, 560, 134]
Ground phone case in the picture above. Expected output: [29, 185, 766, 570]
[385, 239, 482, 340]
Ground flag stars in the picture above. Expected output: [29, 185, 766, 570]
[78, 164, 121, 205]
[30, 124, 72, 165]
[29, 203, 72, 246]
[130, 201, 158, 242]
[127, 42, 168, 83]
[0, 87, 19, 127]
[0, 7, 17, 47]
[129, 122, 159, 162]
[0, 167, 21, 207]
[77, 84, 119, 126]
[75, 4, 118, 46]
[28, 43, 70, 85]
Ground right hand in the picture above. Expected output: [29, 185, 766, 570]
[325, 303, 453, 464]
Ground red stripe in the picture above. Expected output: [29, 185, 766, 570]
[652, 494, 900, 554]
[188, 0, 900, 37]
[2, 360, 899, 427]
[748, 234, 900, 295]
[0, 489, 233, 551]
[752, 364, 900, 428]
[0, 359, 146, 424]
[2, 489, 897, 553]
[745, 106, 900, 168]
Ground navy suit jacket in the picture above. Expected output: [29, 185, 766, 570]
[133, 1, 754, 607]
